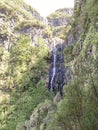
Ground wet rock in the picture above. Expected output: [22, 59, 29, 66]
[48, 38, 73, 96]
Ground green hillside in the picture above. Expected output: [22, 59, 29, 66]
[0, 0, 98, 130]
[0, 0, 52, 130]
[47, 8, 73, 39]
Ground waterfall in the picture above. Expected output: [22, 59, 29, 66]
[48, 38, 65, 96]
[48, 38, 73, 96]
[50, 39, 56, 91]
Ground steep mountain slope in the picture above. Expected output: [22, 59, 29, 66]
[0, 0, 52, 90]
[23, 0, 98, 130]
[47, 8, 73, 39]
[0, 0, 52, 130]
[47, 8, 73, 27]
[0, 0, 98, 130]
[53, 0, 98, 129]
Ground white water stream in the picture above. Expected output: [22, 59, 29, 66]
[50, 39, 57, 91]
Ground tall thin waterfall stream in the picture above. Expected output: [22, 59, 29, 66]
[48, 38, 66, 96]
[50, 40, 57, 91]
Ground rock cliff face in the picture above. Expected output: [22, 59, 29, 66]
[47, 8, 73, 27]
[1, 0, 98, 130]
[0, 0, 50, 89]
[0, 1, 53, 130]
[47, 8, 73, 39]
[45, 8, 74, 96]
[23, 0, 98, 130]
[0, 0, 44, 50]
[0, 1, 73, 94]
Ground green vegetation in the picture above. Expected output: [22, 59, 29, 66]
[47, 9, 71, 19]
[0, 0, 44, 34]
[0, 0, 98, 130]
[0, 0, 52, 129]
[15, 19, 44, 31]
[47, 11, 68, 19]
[47, 8, 72, 38]
[0, 33, 52, 130]
[53, 25, 71, 39]
[43, 1, 98, 130]
[0, 85, 52, 130]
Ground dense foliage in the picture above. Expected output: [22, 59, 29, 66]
[0, 0, 98, 130]
[0, 0, 52, 129]
[44, 0, 98, 130]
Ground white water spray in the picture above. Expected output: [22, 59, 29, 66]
[50, 39, 56, 91]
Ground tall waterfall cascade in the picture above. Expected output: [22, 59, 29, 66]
[48, 38, 65, 96]
[50, 39, 57, 91]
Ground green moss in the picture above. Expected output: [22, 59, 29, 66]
[93, 33, 98, 44]
[47, 11, 67, 19]
[47, 9, 71, 19]
[1, 0, 98, 130]
[15, 19, 44, 31]
[0, 33, 51, 130]
[86, 0, 98, 24]
[0, 0, 42, 24]
[43, 26, 52, 38]
[1, 86, 52, 130]
[53, 25, 71, 39]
